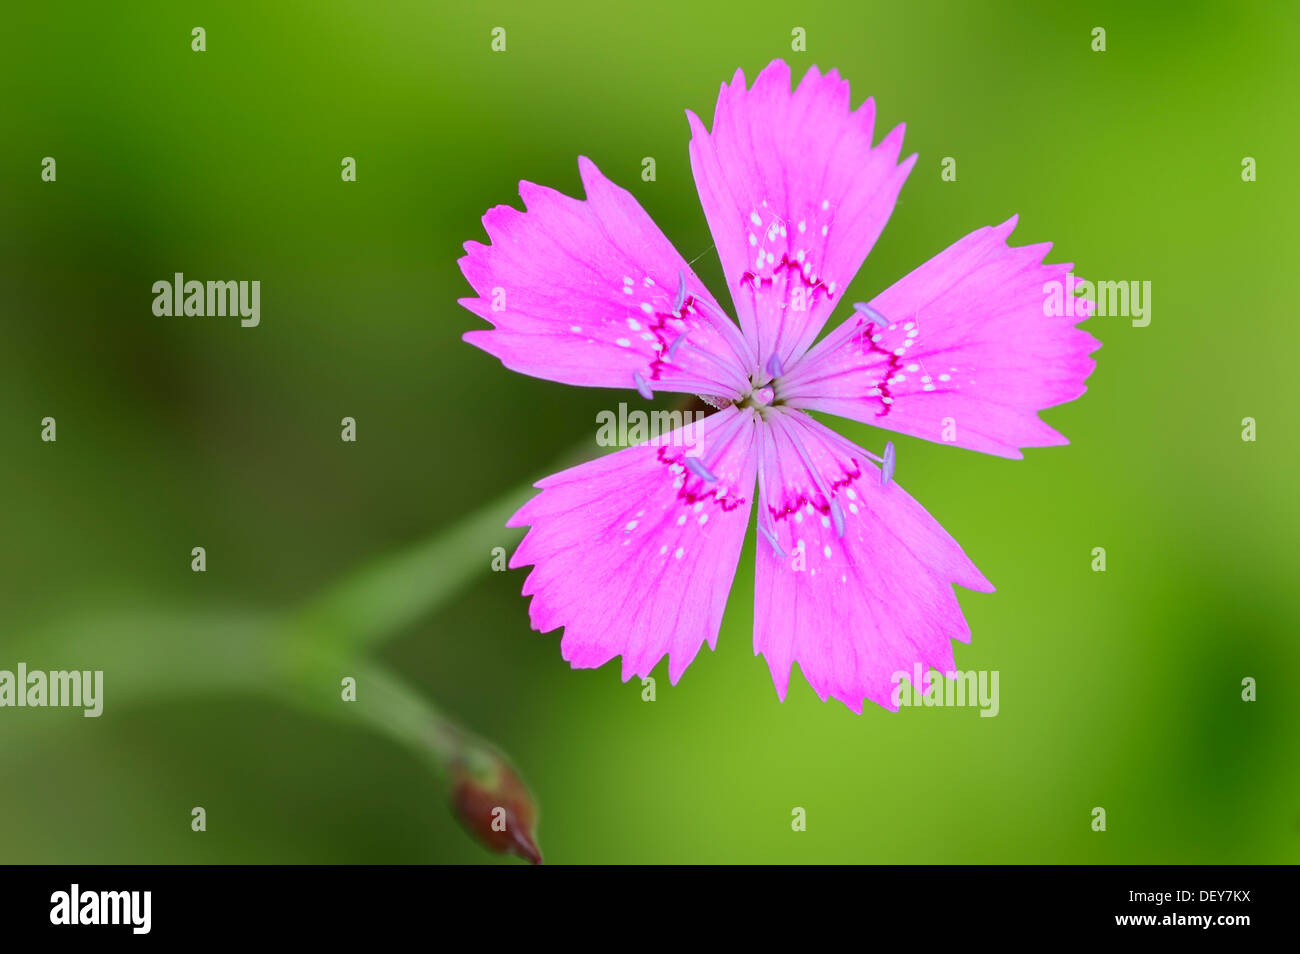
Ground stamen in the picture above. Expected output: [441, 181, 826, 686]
[758, 523, 787, 560]
[815, 423, 885, 465]
[690, 294, 759, 376]
[881, 441, 896, 486]
[633, 371, 653, 401]
[666, 332, 689, 359]
[853, 302, 888, 325]
[778, 303, 894, 398]
[782, 412, 841, 512]
[754, 427, 787, 559]
[767, 353, 783, 378]
[674, 270, 687, 314]
[829, 499, 846, 538]
[684, 340, 749, 392]
[685, 457, 717, 482]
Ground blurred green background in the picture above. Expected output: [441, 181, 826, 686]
[2, 0, 1297, 863]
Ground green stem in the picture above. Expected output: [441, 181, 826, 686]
[6, 608, 505, 803]
[290, 433, 607, 654]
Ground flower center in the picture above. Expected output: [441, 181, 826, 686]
[737, 380, 780, 411]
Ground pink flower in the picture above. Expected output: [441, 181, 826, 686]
[459, 60, 1099, 713]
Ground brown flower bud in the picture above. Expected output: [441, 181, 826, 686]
[451, 758, 542, 865]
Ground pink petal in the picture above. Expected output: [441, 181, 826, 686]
[781, 217, 1102, 458]
[460, 156, 753, 398]
[687, 59, 915, 373]
[753, 409, 992, 713]
[509, 406, 760, 684]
